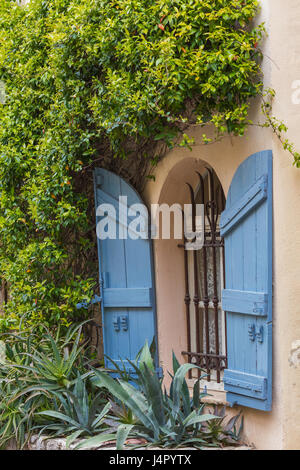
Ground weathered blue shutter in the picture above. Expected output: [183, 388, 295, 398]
[94, 168, 158, 374]
[220, 150, 273, 411]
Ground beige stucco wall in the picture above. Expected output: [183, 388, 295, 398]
[143, 0, 300, 450]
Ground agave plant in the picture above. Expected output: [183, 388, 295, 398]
[35, 373, 113, 447]
[0, 381, 36, 449]
[76, 343, 220, 450]
[3, 322, 91, 401]
[0, 322, 96, 449]
[203, 405, 244, 446]
[0, 332, 51, 449]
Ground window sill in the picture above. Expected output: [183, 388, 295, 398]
[187, 378, 229, 406]
[200, 393, 229, 407]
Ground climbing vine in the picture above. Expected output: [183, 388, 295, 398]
[0, 0, 297, 333]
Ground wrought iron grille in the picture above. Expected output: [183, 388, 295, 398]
[180, 168, 227, 383]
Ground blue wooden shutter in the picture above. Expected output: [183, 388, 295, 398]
[94, 168, 158, 373]
[220, 150, 273, 411]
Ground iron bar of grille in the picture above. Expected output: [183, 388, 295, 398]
[219, 188, 228, 363]
[206, 168, 220, 382]
[183, 247, 191, 357]
[180, 168, 226, 384]
[181, 212, 192, 379]
[182, 351, 227, 371]
[187, 183, 201, 379]
[196, 172, 210, 381]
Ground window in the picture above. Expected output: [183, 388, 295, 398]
[181, 167, 227, 384]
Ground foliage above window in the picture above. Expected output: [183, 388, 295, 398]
[0, 0, 297, 332]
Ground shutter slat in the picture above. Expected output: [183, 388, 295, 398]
[224, 370, 267, 400]
[220, 174, 268, 236]
[222, 289, 268, 316]
[103, 287, 153, 308]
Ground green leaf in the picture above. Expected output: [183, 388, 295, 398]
[138, 364, 165, 427]
[172, 363, 200, 413]
[116, 424, 134, 450]
[75, 433, 117, 450]
[138, 341, 155, 372]
[66, 429, 84, 449]
[183, 412, 219, 427]
[37, 410, 82, 429]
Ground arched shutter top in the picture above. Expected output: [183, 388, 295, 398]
[94, 168, 158, 374]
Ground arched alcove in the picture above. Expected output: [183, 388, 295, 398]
[152, 157, 226, 386]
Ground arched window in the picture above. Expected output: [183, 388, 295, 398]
[181, 167, 227, 384]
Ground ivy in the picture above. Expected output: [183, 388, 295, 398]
[0, 0, 297, 332]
